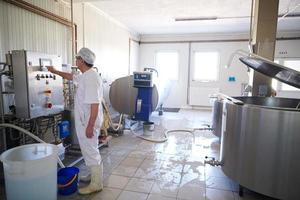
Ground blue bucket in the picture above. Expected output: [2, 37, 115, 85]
[57, 167, 80, 195]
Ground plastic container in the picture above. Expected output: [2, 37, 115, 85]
[143, 121, 154, 136]
[57, 167, 79, 195]
[57, 143, 65, 161]
[58, 120, 70, 139]
[0, 143, 58, 200]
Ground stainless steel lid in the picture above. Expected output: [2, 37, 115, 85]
[239, 56, 300, 89]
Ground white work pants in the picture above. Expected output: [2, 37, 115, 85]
[75, 121, 102, 166]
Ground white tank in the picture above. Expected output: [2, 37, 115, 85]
[0, 144, 58, 200]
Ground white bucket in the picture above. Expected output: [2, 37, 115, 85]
[143, 122, 154, 136]
[0, 144, 58, 200]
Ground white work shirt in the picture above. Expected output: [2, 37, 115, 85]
[73, 68, 103, 130]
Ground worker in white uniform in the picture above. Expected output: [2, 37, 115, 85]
[47, 47, 103, 195]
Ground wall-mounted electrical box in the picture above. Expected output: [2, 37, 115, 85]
[12, 50, 64, 119]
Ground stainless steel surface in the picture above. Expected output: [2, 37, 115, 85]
[214, 96, 300, 199]
[240, 56, 300, 89]
[109, 75, 159, 116]
[12, 50, 64, 119]
[212, 100, 222, 138]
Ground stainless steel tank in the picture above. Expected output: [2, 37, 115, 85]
[109, 75, 171, 116]
[213, 97, 300, 199]
[211, 55, 300, 200]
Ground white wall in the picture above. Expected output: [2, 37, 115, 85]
[129, 40, 140, 74]
[189, 42, 249, 105]
[73, 3, 139, 82]
[0, 0, 72, 63]
[139, 33, 300, 108]
[139, 40, 249, 108]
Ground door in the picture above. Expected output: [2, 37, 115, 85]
[139, 43, 189, 108]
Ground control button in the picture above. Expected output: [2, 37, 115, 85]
[41, 74, 45, 78]
[53, 75, 56, 80]
[49, 74, 53, 78]
[36, 74, 40, 80]
[45, 74, 49, 78]
[46, 103, 53, 108]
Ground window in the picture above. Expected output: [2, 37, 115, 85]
[274, 59, 300, 91]
[193, 52, 219, 81]
[155, 51, 179, 80]
[281, 60, 300, 91]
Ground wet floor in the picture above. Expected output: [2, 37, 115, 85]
[0, 109, 275, 200]
[58, 109, 275, 200]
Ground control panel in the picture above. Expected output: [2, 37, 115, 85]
[133, 71, 153, 88]
[12, 50, 64, 119]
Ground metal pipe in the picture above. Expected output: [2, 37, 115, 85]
[248, 0, 254, 53]
[278, 3, 300, 22]
[187, 42, 191, 105]
[0, 74, 7, 151]
[128, 38, 131, 75]
[71, 0, 75, 64]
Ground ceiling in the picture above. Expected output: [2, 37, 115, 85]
[74, 0, 300, 35]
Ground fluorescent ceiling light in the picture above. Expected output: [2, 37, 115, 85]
[175, 13, 300, 22]
[175, 17, 217, 21]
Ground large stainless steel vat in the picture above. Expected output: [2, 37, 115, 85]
[213, 96, 300, 199]
[109, 75, 172, 116]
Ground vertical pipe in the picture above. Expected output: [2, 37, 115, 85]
[128, 38, 131, 75]
[71, 0, 75, 64]
[248, 0, 254, 53]
[0, 74, 7, 151]
[186, 42, 191, 105]
[82, 3, 85, 47]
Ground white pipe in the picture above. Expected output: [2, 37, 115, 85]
[0, 123, 65, 168]
[226, 49, 275, 69]
[278, 3, 300, 22]
[248, 0, 254, 54]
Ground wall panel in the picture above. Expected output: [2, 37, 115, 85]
[0, 1, 72, 64]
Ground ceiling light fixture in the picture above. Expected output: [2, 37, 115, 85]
[175, 12, 300, 22]
[175, 17, 217, 21]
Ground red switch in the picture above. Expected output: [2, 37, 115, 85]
[46, 103, 53, 108]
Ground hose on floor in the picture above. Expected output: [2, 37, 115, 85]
[131, 125, 213, 143]
[0, 123, 65, 168]
[100, 100, 214, 143]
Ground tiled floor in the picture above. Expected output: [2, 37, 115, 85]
[58, 109, 276, 200]
[1, 109, 276, 200]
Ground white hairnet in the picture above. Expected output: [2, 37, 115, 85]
[76, 47, 96, 65]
